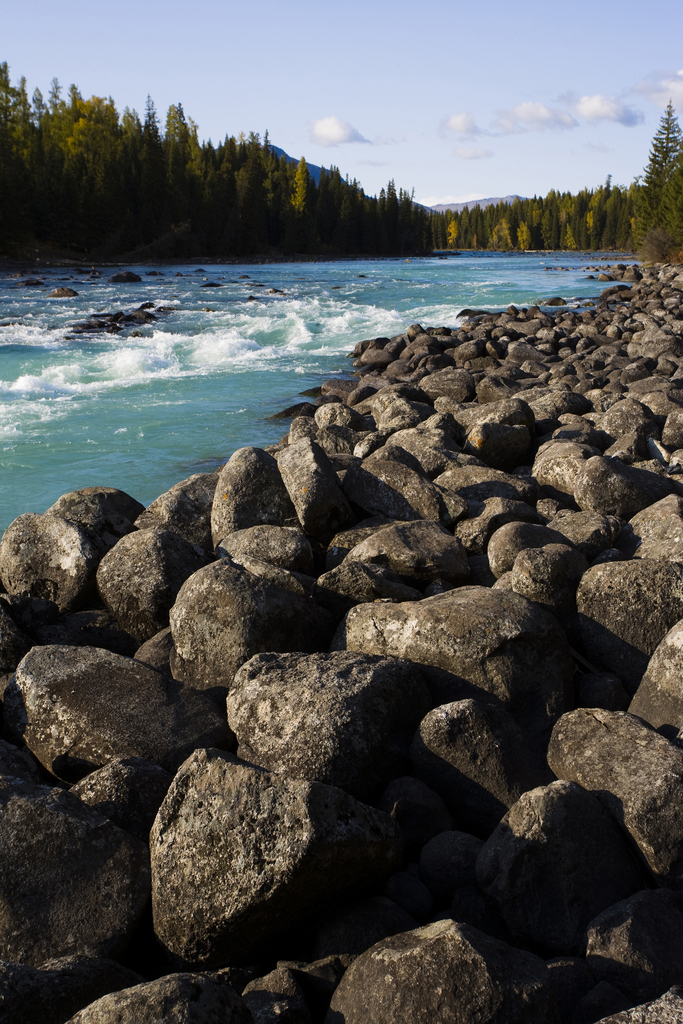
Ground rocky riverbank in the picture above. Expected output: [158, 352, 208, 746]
[2, 261, 683, 1022]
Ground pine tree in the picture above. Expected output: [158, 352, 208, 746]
[635, 101, 682, 240]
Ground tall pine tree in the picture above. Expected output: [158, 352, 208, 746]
[635, 101, 682, 242]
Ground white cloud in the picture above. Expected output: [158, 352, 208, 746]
[442, 112, 481, 135]
[453, 146, 494, 160]
[310, 115, 369, 146]
[634, 69, 683, 109]
[585, 141, 612, 153]
[575, 94, 644, 126]
[420, 192, 487, 206]
[493, 102, 578, 134]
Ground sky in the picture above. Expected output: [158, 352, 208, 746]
[3, 0, 683, 206]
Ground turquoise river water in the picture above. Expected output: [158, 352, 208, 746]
[0, 251, 628, 532]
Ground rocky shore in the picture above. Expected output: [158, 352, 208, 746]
[3, 261, 683, 1022]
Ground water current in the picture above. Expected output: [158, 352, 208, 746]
[0, 251, 629, 531]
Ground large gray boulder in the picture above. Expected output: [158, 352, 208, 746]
[410, 699, 546, 835]
[0, 513, 100, 612]
[532, 439, 599, 503]
[215, 524, 314, 574]
[227, 651, 431, 799]
[576, 560, 683, 692]
[342, 460, 450, 523]
[64, 972, 253, 1023]
[242, 966, 313, 1024]
[325, 919, 559, 1024]
[588, 986, 683, 1023]
[46, 486, 144, 558]
[455, 497, 543, 556]
[509, 543, 589, 617]
[548, 708, 683, 888]
[377, 777, 455, 858]
[96, 528, 209, 643]
[548, 509, 621, 562]
[6, 645, 231, 782]
[0, 955, 142, 1024]
[574, 455, 673, 519]
[0, 776, 149, 965]
[278, 438, 354, 541]
[418, 830, 483, 905]
[630, 619, 683, 733]
[585, 890, 683, 1005]
[487, 521, 576, 578]
[312, 897, 418, 960]
[345, 520, 469, 585]
[311, 561, 423, 616]
[334, 587, 573, 753]
[211, 447, 297, 545]
[135, 472, 217, 552]
[620, 493, 683, 561]
[476, 781, 644, 954]
[71, 756, 173, 841]
[150, 748, 401, 966]
[434, 464, 537, 506]
[169, 558, 334, 689]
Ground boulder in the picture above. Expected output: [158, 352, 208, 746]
[48, 286, 79, 297]
[46, 487, 144, 559]
[419, 367, 475, 402]
[134, 626, 174, 674]
[242, 966, 313, 1024]
[325, 517, 396, 570]
[574, 456, 673, 519]
[383, 872, 434, 921]
[325, 919, 559, 1024]
[344, 520, 469, 585]
[548, 708, 683, 888]
[28, 607, 138, 658]
[532, 440, 600, 503]
[599, 398, 659, 443]
[0, 513, 100, 612]
[0, 955, 142, 1024]
[311, 561, 423, 616]
[418, 830, 483, 905]
[629, 618, 683, 733]
[71, 756, 173, 841]
[464, 422, 531, 471]
[0, 602, 32, 673]
[620, 494, 683, 561]
[150, 748, 401, 966]
[227, 651, 431, 799]
[313, 897, 418, 960]
[576, 672, 630, 712]
[65, 972, 253, 1023]
[377, 776, 455, 858]
[96, 528, 209, 643]
[476, 781, 644, 954]
[314, 402, 366, 431]
[586, 985, 683, 1022]
[548, 509, 621, 561]
[383, 426, 460, 478]
[6, 645, 231, 782]
[0, 775, 149, 965]
[0, 737, 42, 783]
[342, 460, 450, 523]
[169, 558, 334, 689]
[278, 439, 354, 542]
[334, 587, 573, 753]
[411, 699, 547, 835]
[585, 890, 683, 1005]
[434, 464, 537, 506]
[487, 521, 576, 578]
[509, 543, 589, 616]
[216, 524, 314, 574]
[211, 447, 297, 545]
[108, 271, 141, 282]
[575, 560, 683, 692]
[455, 498, 543, 556]
[135, 472, 217, 552]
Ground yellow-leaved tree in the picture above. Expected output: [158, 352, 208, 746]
[516, 221, 531, 250]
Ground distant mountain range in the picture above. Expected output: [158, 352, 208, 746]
[430, 195, 527, 213]
[271, 146, 323, 184]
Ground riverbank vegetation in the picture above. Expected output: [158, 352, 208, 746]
[0, 63, 681, 258]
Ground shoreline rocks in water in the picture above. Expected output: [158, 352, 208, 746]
[2, 260, 683, 1021]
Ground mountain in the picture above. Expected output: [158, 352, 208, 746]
[430, 195, 527, 213]
[270, 146, 324, 184]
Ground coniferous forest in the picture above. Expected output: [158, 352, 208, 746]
[0, 62, 681, 258]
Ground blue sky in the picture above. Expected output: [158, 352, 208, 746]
[3, 0, 682, 205]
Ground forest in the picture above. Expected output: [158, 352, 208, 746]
[0, 62, 681, 258]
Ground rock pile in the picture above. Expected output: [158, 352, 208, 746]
[3, 261, 683, 1021]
